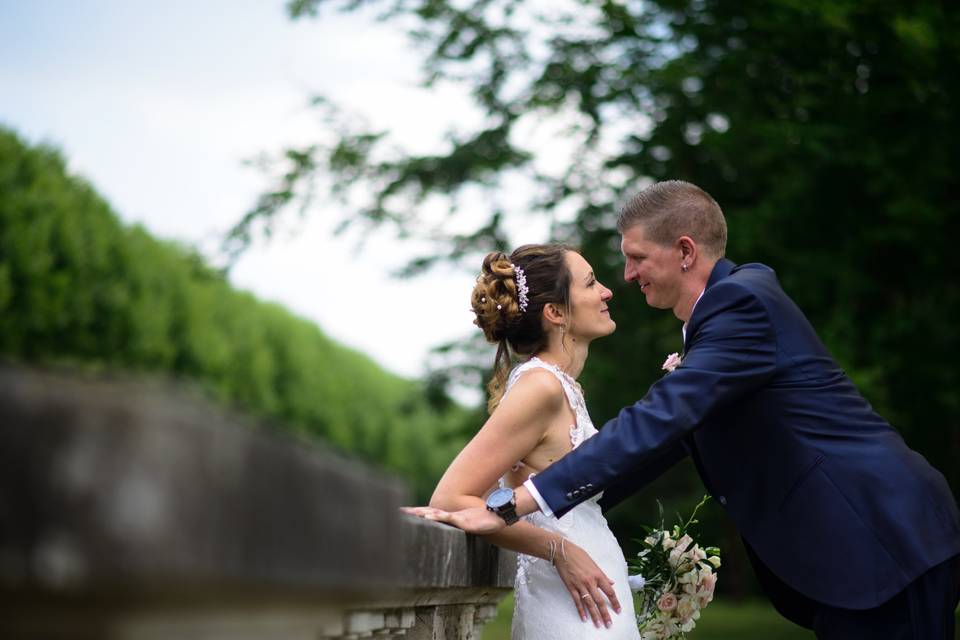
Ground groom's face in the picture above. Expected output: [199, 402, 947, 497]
[620, 224, 683, 311]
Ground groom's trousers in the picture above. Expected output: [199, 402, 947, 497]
[810, 553, 960, 640]
[792, 556, 960, 640]
[752, 547, 960, 639]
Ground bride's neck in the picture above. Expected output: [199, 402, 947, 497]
[535, 333, 589, 380]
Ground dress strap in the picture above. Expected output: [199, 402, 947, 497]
[505, 357, 581, 412]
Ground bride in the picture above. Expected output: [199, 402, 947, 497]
[405, 244, 639, 639]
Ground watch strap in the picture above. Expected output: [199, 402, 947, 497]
[487, 497, 519, 525]
[497, 502, 519, 525]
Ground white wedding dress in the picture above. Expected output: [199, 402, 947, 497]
[502, 358, 639, 640]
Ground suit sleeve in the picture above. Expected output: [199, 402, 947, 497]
[531, 280, 778, 518]
[597, 441, 688, 513]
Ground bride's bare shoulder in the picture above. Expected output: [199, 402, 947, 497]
[500, 368, 565, 412]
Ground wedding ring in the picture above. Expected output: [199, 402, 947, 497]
[580, 593, 592, 600]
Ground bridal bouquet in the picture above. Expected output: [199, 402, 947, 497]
[628, 496, 721, 639]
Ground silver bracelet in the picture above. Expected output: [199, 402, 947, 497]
[548, 537, 567, 566]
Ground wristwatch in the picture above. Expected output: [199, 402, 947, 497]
[486, 487, 519, 525]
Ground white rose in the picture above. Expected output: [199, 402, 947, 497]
[676, 597, 699, 623]
[668, 547, 683, 568]
[662, 535, 677, 550]
[677, 569, 698, 585]
[628, 574, 647, 592]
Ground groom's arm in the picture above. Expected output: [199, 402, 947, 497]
[520, 432, 687, 516]
[529, 280, 778, 519]
[596, 442, 688, 513]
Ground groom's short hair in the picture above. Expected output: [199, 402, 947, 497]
[617, 180, 727, 258]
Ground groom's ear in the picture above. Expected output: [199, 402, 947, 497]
[678, 235, 698, 263]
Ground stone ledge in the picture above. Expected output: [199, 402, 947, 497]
[0, 366, 515, 639]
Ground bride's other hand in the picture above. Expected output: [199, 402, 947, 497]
[401, 506, 507, 536]
[554, 540, 621, 629]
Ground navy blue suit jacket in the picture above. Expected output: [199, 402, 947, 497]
[530, 259, 960, 612]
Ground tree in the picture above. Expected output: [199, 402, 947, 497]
[238, 0, 960, 594]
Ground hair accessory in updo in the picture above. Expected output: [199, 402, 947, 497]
[514, 265, 529, 312]
[470, 244, 572, 414]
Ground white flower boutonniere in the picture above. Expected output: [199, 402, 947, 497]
[662, 352, 682, 373]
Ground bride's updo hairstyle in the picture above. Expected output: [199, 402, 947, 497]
[471, 244, 573, 414]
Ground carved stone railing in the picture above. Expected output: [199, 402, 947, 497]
[0, 366, 515, 639]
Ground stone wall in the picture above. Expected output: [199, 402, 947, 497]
[0, 366, 515, 639]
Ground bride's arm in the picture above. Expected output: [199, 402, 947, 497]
[430, 371, 562, 508]
[422, 371, 621, 628]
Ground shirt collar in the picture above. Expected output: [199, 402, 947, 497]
[681, 288, 706, 343]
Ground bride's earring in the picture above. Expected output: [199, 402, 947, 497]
[681, 263, 689, 272]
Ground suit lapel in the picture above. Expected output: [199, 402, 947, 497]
[682, 258, 737, 355]
[681, 260, 736, 492]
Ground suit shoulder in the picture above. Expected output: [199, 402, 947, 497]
[706, 273, 764, 300]
[730, 262, 777, 281]
[719, 262, 780, 298]
[696, 271, 774, 326]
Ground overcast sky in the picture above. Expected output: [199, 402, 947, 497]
[0, 0, 510, 386]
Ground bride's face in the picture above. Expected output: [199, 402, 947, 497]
[564, 252, 616, 341]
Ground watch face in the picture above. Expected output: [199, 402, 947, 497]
[487, 487, 514, 509]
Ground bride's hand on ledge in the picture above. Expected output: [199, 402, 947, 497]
[401, 506, 507, 536]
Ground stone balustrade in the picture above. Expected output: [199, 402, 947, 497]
[0, 366, 515, 639]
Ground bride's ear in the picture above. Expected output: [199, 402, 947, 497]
[542, 302, 565, 328]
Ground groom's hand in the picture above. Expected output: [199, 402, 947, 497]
[401, 506, 507, 535]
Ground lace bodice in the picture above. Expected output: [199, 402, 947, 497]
[500, 358, 639, 639]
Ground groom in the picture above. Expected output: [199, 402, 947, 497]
[444, 181, 960, 638]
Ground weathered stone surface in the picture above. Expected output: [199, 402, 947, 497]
[0, 366, 407, 592]
[0, 366, 515, 639]
[400, 516, 515, 590]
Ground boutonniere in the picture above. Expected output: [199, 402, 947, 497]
[662, 352, 682, 373]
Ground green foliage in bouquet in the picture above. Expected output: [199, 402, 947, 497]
[629, 496, 722, 639]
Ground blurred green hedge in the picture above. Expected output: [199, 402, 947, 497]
[0, 127, 472, 500]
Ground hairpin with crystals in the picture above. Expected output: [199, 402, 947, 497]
[514, 265, 529, 312]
